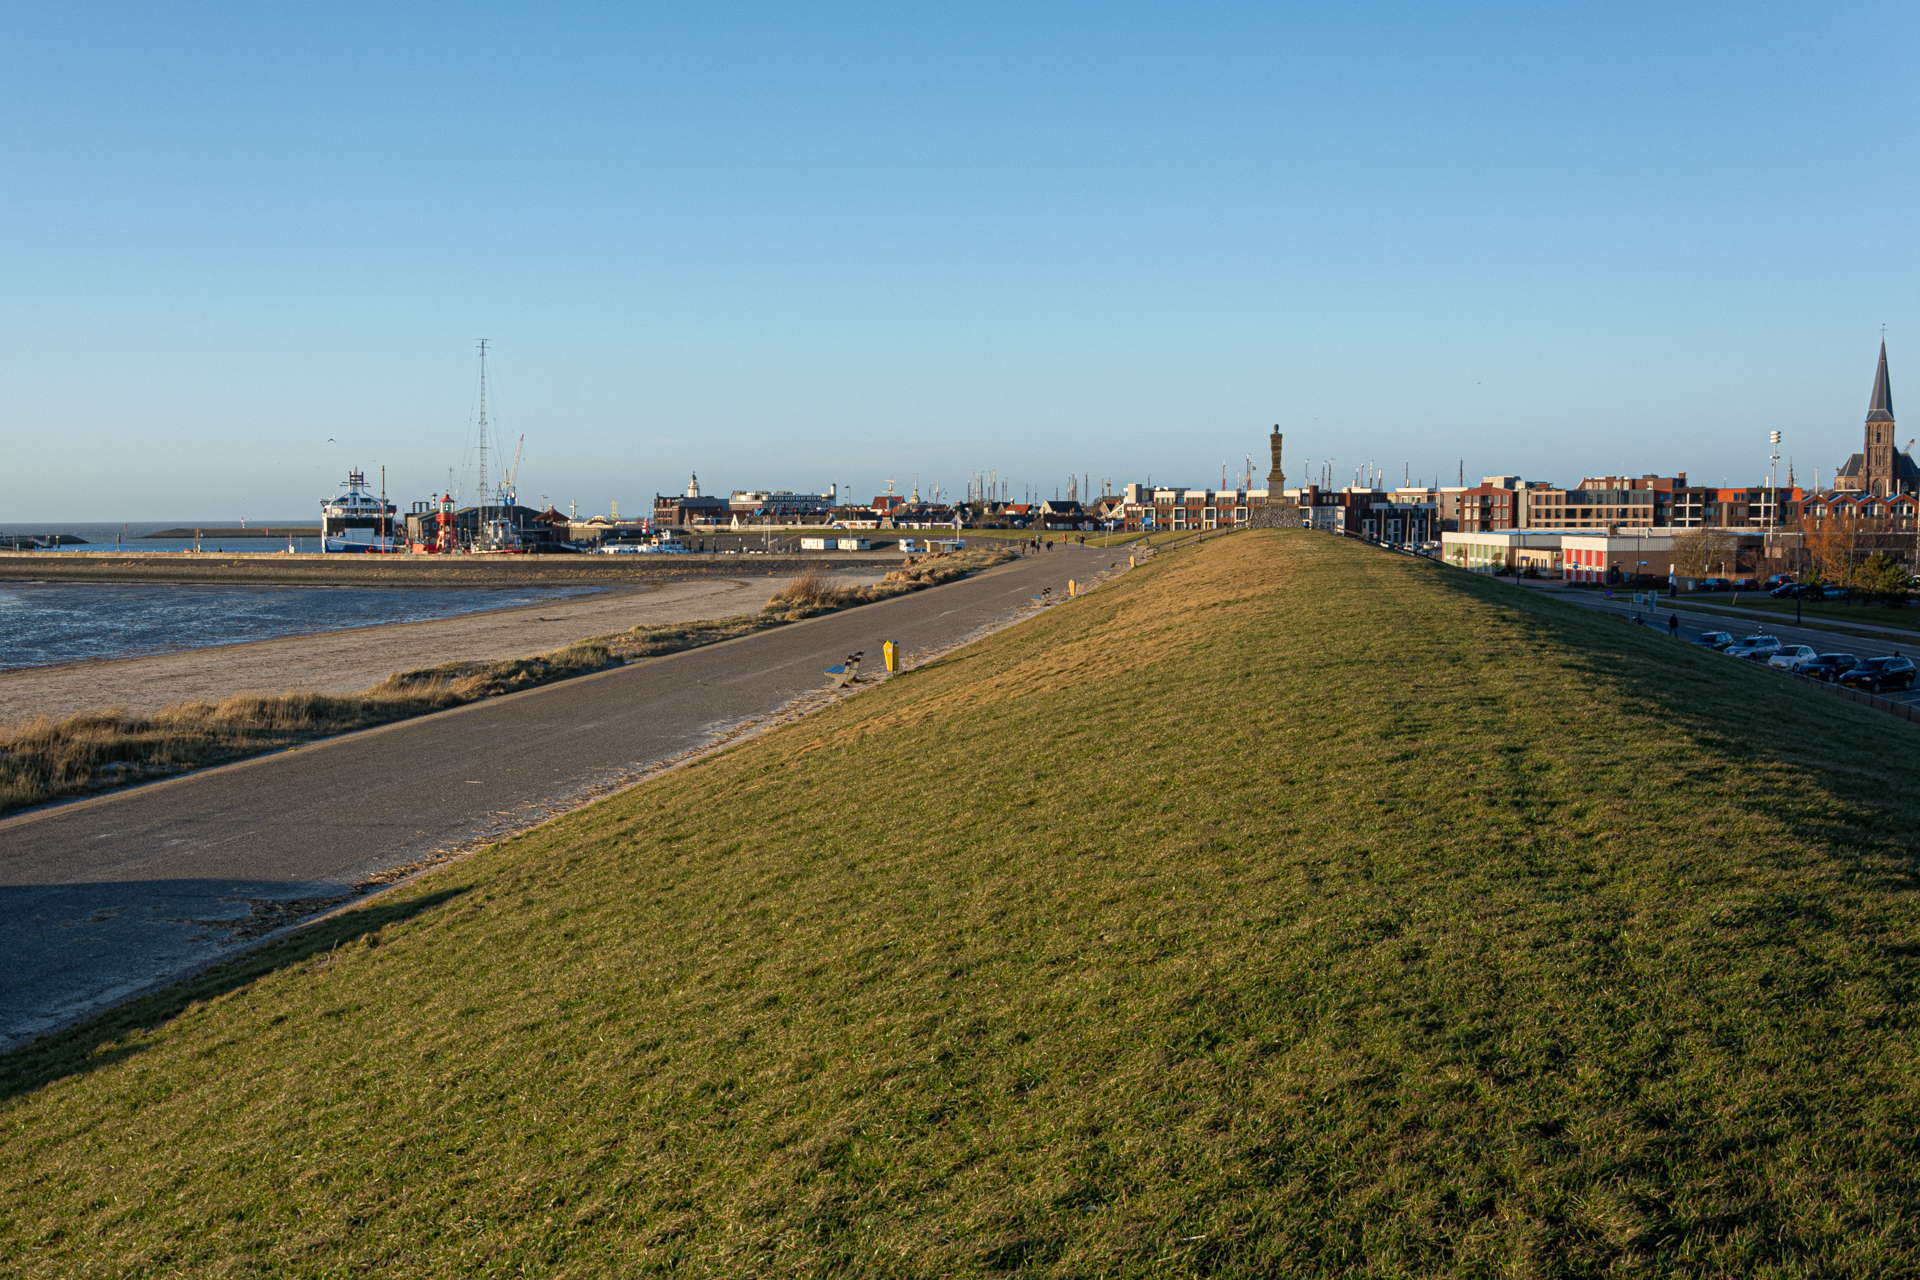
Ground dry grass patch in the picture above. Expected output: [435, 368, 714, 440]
[765, 570, 863, 616]
[763, 547, 1018, 619]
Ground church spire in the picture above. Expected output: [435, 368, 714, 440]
[1868, 338, 1894, 423]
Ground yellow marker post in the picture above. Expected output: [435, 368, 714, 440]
[1067, 578, 1077, 598]
[883, 640, 899, 673]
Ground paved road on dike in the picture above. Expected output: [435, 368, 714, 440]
[0, 545, 1113, 1050]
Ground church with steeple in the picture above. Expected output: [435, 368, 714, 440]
[1834, 339, 1920, 497]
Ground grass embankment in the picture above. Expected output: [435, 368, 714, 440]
[6, 532, 1920, 1276]
[0, 548, 1013, 815]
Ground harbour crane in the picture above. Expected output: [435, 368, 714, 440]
[505, 434, 525, 504]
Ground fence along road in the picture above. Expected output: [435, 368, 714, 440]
[0, 544, 1113, 1051]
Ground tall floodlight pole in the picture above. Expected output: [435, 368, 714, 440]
[1766, 429, 1782, 565]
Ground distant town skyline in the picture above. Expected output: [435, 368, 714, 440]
[4, 336, 1902, 523]
[4, 2, 1915, 521]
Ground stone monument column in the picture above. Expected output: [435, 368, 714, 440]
[1256, 425, 1302, 528]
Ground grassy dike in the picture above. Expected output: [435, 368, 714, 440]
[4, 531, 1919, 1277]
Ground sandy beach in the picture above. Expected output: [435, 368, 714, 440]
[0, 570, 879, 724]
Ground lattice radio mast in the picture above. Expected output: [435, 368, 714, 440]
[475, 339, 492, 514]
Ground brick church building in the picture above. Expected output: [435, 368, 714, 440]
[1833, 339, 1920, 497]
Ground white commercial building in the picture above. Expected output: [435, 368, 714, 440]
[1440, 531, 1566, 575]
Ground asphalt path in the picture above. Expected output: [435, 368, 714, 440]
[1518, 581, 1920, 709]
[0, 545, 1115, 1050]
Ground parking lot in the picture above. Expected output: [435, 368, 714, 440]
[1537, 584, 1920, 712]
[1343, 533, 1920, 714]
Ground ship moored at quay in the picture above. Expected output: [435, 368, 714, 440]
[319, 469, 403, 553]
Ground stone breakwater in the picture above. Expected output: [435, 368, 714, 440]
[144, 526, 321, 539]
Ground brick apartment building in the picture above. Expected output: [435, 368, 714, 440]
[1441, 473, 1797, 534]
[1111, 483, 1255, 532]
[1456, 481, 1524, 531]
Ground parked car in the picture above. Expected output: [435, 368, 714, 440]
[1837, 655, 1918, 693]
[1769, 582, 1809, 599]
[1695, 631, 1736, 650]
[1798, 653, 1861, 682]
[1723, 635, 1783, 660]
[1765, 574, 1796, 587]
[1820, 585, 1852, 600]
[1766, 645, 1819, 671]
[1696, 578, 1730, 592]
[1730, 577, 1760, 591]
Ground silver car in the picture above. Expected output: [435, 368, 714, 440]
[1724, 635, 1783, 660]
[1766, 644, 1819, 671]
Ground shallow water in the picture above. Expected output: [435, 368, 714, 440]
[0, 583, 595, 670]
[0, 521, 325, 554]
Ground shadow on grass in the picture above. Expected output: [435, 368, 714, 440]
[0, 886, 466, 1105]
[1420, 560, 1920, 883]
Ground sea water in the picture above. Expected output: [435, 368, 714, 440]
[0, 582, 596, 670]
[0, 521, 324, 554]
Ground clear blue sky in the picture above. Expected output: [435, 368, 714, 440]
[4, 1, 1915, 519]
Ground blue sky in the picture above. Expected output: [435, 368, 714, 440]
[4, 1, 1915, 519]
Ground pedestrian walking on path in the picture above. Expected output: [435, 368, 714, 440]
[1667, 613, 1680, 637]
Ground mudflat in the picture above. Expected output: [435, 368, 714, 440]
[0, 570, 880, 724]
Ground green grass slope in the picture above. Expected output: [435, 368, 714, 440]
[5, 531, 1919, 1278]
